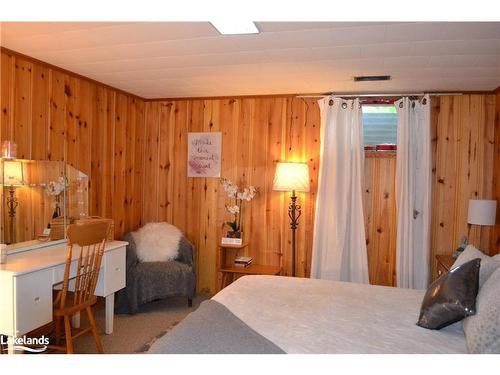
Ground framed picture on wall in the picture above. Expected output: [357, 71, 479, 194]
[187, 132, 222, 178]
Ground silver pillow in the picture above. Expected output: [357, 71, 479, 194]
[463, 266, 500, 353]
[452, 245, 499, 288]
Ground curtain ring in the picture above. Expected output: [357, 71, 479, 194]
[329, 99, 334, 106]
[422, 98, 427, 105]
[342, 102, 347, 109]
[399, 102, 403, 108]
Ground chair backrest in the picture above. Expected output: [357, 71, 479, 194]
[57, 221, 110, 310]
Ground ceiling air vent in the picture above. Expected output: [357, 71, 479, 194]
[354, 75, 391, 82]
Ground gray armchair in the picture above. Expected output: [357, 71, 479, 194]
[115, 232, 196, 314]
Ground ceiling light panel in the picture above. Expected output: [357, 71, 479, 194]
[210, 21, 259, 35]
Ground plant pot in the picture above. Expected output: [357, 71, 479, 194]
[226, 230, 242, 239]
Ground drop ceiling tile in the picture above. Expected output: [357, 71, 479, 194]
[8, 22, 220, 53]
[73, 50, 272, 74]
[309, 45, 362, 60]
[473, 54, 499, 66]
[265, 48, 315, 62]
[385, 23, 443, 43]
[330, 25, 388, 46]
[0, 22, 133, 38]
[412, 39, 500, 56]
[438, 22, 500, 40]
[255, 22, 341, 32]
[360, 43, 411, 58]
[383, 56, 430, 68]
[428, 54, 483, 67]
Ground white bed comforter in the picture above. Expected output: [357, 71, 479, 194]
[213, 275, 467, 354]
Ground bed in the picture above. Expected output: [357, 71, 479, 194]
[148, 275, 467, 354]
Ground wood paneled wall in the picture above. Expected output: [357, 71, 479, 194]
[0, 49, 145, 240]
[493, 90, 500, 253]
[142, 98, 321, 292]
[431, 95, 498, 279]
[364, 153, 397, 286]
[1, 48, 499, 293]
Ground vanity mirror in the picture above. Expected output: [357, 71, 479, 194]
[0, 158, 89, 252]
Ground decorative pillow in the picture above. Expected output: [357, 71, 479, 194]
[452, 245, 499, 288]
[463, 266, 500, 353]
[417, 258, 481, 330]
[131, 222, 182, 262]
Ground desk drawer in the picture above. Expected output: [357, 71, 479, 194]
[95, 247, 126, 296]
[105, 248, 126, 294]
[14, 269, 53, 335]
[52, 259, 79, 284]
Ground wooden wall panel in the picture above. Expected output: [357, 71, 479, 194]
[1, 49, 145, 242]
[431, 95, 497, 279]
[492, 90, 500, 254]
[143, 98, 321, 292]
[364, 154, 397, 286]
[145, 95, 497, 292]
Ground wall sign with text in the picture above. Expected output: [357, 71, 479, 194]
[187, 132, 222, 178]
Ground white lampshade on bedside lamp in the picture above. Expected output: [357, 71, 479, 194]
[466, 199, 497, 250]
[468, 199, 497, 226]
[273, 162, 310, 277]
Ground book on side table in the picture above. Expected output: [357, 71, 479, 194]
[234, 256, 253, 267]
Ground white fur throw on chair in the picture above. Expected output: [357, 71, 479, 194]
[132, 222, 182, 262]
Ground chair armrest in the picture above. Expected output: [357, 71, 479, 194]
[176, 237, 195, 268]
[121, 232, 139, 271]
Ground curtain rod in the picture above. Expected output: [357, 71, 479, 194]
[297, 92, 463, 98]
[296, 92, 463, 98]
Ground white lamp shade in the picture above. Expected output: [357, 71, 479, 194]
[467, 199, 497, 226]
[273, 162, 310, 192]
[3, 160, 25, 186]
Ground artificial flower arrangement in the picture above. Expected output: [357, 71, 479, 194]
[44, 176, 69, 218]
[221, 178, 257, 238]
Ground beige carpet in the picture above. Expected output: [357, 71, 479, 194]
[73, 294, 209, 354]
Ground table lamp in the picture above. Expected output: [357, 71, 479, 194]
[466, 199, 497, 250]
[2, 160, 25, 244]
[273, 162, 310, 276]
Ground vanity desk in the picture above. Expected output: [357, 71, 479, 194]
[0, 240, 127, 353]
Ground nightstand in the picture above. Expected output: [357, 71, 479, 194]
[217, 242, 281, 291]
[435, 254, 455, 279]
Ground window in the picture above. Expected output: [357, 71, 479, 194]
[362, 105, 397, 150]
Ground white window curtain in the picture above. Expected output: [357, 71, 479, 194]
[311, 97, 369, 283]
[395, 94, 432, 289]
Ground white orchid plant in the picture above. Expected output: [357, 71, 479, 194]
[221, 178, 257, 235]
[45, 176, 67, 197]
[44, 176, 69, 218]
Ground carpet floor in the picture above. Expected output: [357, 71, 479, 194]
[73, 294, 209, 354]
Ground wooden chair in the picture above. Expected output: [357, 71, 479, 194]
[50, 221, 110, 354]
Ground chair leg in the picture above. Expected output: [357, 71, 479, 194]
[86, 307, 104, 354]
[188, 298, 193, 308]
[63, 316, 73, 354]
[54, 317, 62, 345]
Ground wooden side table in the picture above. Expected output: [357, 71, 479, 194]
[217, 242, 281, 291]
[435, 254, 455, 279]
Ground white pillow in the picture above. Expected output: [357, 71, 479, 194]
[463, 266, 500, 353]
[451, 245, 499, 288]
[132, 222, 182, 262]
